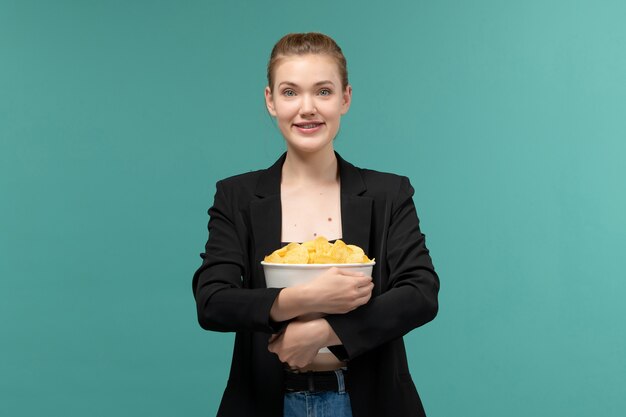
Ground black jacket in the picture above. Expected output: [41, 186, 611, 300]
[192, 152, 439, 417]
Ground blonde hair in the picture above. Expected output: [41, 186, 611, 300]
[267, 32, 349, 92]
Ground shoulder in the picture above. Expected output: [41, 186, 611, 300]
[215, 153, 285, 198]
[216, 169, 264, 192]
[348, 163, 419, 219]
[359, 167, 407, 188]
[211, 170, 265, 213]
[352, 164, 414, 200]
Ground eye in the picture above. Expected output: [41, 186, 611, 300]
[282, 89, 296, 97]
[318, 88, 332, 96]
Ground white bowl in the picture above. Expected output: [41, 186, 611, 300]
[261, 261, 375, 288]
[262, 262, 375, 353]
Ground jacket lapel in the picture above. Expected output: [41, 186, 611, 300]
[250, 153, 285, 266]
[337, 153, 373, 257]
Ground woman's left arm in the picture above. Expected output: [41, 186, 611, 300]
[324, 176, 440, 360]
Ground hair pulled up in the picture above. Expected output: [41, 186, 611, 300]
[267, 32, 349, 92]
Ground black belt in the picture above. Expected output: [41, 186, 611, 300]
[284, 369, 348, 393]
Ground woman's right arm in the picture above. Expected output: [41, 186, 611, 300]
[192, 180, 284, 333]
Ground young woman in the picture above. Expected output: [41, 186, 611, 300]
[192, 32, 439, 417]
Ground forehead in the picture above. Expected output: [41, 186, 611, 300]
[273, 54, 341, 86]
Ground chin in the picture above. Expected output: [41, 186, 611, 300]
[286, 139, 334, 155]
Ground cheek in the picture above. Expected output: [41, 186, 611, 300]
[275, 103, 298, 120]
[319, 104, 343, 120]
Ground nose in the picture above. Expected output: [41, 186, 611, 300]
[299, 94, 316, 116]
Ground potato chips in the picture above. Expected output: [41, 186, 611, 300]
[264, 237, 373, 264]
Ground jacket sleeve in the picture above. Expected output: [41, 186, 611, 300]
[326, 176, 440, 360]
[192, 180, 284, 334]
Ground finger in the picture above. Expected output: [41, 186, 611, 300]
[268, 333, 284, 351]
[357, 283, 374, 296]
[290, 355, 314, 369]
[354, 293, 373, 307]
[352, 275, 373, 286]
[336, 269, 366, 277]
[356, 282, 374, 295]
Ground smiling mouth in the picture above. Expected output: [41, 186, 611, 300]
[293, 122, 324, 129]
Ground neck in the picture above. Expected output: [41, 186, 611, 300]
[282, 147, 338, 186]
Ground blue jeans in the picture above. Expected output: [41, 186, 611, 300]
[283, 370, 353, 417]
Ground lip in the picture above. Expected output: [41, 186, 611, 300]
[292, 121, 325, 134]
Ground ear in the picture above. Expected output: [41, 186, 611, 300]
[265, 86, 277, 116]
[340, 84, 352, 115]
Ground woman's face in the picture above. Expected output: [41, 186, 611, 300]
[265, 54, 352, 156]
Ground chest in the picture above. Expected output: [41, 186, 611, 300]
[280, 183, 342, 242]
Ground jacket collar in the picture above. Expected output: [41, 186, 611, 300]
[250, 151, 372, 266]
[254, 151, 367, 198]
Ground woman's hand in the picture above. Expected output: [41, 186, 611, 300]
[303, 267, 374, 314]
[269, 267, 374, 322]
[268, 318, 336, 369]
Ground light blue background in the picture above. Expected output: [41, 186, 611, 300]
[2, 1, 625, 416]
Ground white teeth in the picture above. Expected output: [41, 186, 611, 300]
[299, 124, 319, 129]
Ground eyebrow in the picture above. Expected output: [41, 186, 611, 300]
[278, 80, 336, 88]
